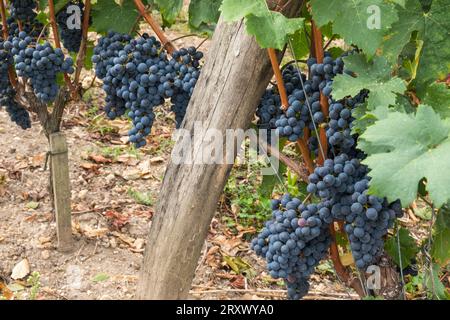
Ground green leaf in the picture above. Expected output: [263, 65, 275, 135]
[415, 0, 450, 89]
[91, 0, 139, 34]
[332, 54, 407, 109]
[92, 273, 109, 283]
[188, 0, 221, 31]
[153, 0, 183, 26]
[289, 26, 310, 60]
[422, 83, 450, 119]
[220, 0, 267, 22]
[245, 13, 304, 50]
[26, 201, 40, 210]
[385, 227, 419, 268]
[424, 264, 450, 299]
[39, 0, 70, 13]
[360, 105, 450, 207]
[431, 204, 450, 266]
[310, 0, 399, 56]
[389, 0, 406, 7]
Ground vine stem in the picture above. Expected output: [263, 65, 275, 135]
[267, 47, 315, 174]
[267, 48, 288, 109]
[311, 21, 329, 165]
[48, 0, 76, 94]
[0, 0, 18, 89]
[74, 0, 92, 91]
[133, 0, 177, 55]
[310, 20, 366, 298]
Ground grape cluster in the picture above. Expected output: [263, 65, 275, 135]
[327, 90, 368, 154]
[251, 194, 332, 299]
[9, 0, 37, 21]
[255, 88, 283, 143]
[0, 40, 31, 129]
[252, 50, 403, 300]
[306, 154, 402, 269]
[57, 1, 89, 52]
[273, 54, 346, 143]
[5, 32, 74, 103]
[92, 31, 203, 147]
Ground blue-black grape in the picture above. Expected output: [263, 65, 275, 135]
[251, 194, 332, 299]
[57, 1, 90, 52]
[0, 39, 31, 129]
[92, 32, 203, 147]
[9, 0, 37, 22]
[7, 32, 74, 103]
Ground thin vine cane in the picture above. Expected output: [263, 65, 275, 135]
[133, 0, 177, 55]
[47, 0, 76, 94]
[267, 48, 315, 175]
[74, 0, 92, 89]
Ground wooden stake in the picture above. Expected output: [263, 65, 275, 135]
[49, 133, 73, 252]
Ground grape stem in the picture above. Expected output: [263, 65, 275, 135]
[267, 48, 288, 109]
[267, 47, 315, 174]
[310, 20, 366, 298]
[133, 0, 177, 55]
[249, 134, 310, 183]
[48, 0, 76, 94]
[311, 21, 329, 165]
[74, 0, 92, 91]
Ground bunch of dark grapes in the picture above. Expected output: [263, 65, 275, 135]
[306, 155, 402, 269]
[169, 47, 203, 128]
[9, 0, 37, 22]
[327, 90, 368, 154]
[91, 32, 133, 121]
[251, 194, 332, 299]
[0, 40, 31, 129]
[57, 1, 89, 52]
[5, 32, 74, 103]
[255, 88, 283, 143]
[92, 32, 203, 147]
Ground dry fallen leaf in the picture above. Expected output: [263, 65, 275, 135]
[11, 259, 30, 280]
[88, 154, 112, 164]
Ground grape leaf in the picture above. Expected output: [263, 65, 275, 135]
[220, 0, 267, 22]
[385, 227, 419, 268]
[332, 54, 407, 109]
[245, 13, 304, 50]
[188, 0, 221, 31]
[39, 0, 70, 13]
[310, 0, 398, 55]
[422, 83, 450, 119]
[289, 26, 310, 60]
[389, 0, 406, 7]
[152, 0, 183, 26]
[91, 0, 138, 34]
[431, 204, 450, 267]
[424, 264, 450, 300]
[360, 105, 450, 207]
[380, 0, 423, 63]
[415, 0, 450, 89]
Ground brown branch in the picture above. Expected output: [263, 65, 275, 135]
[267, 48, 288, 110]
[329, 223, 366, 298]
[74, 0, 91, 92]
[133, 0, 177, 54]
[48, 0, 75, 94]
[297, 139, 314, 174]
[250, 134, 309, 182]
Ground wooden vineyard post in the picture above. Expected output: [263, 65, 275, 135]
[136, 2, 302, 300]
[49, 133, 73, 252]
